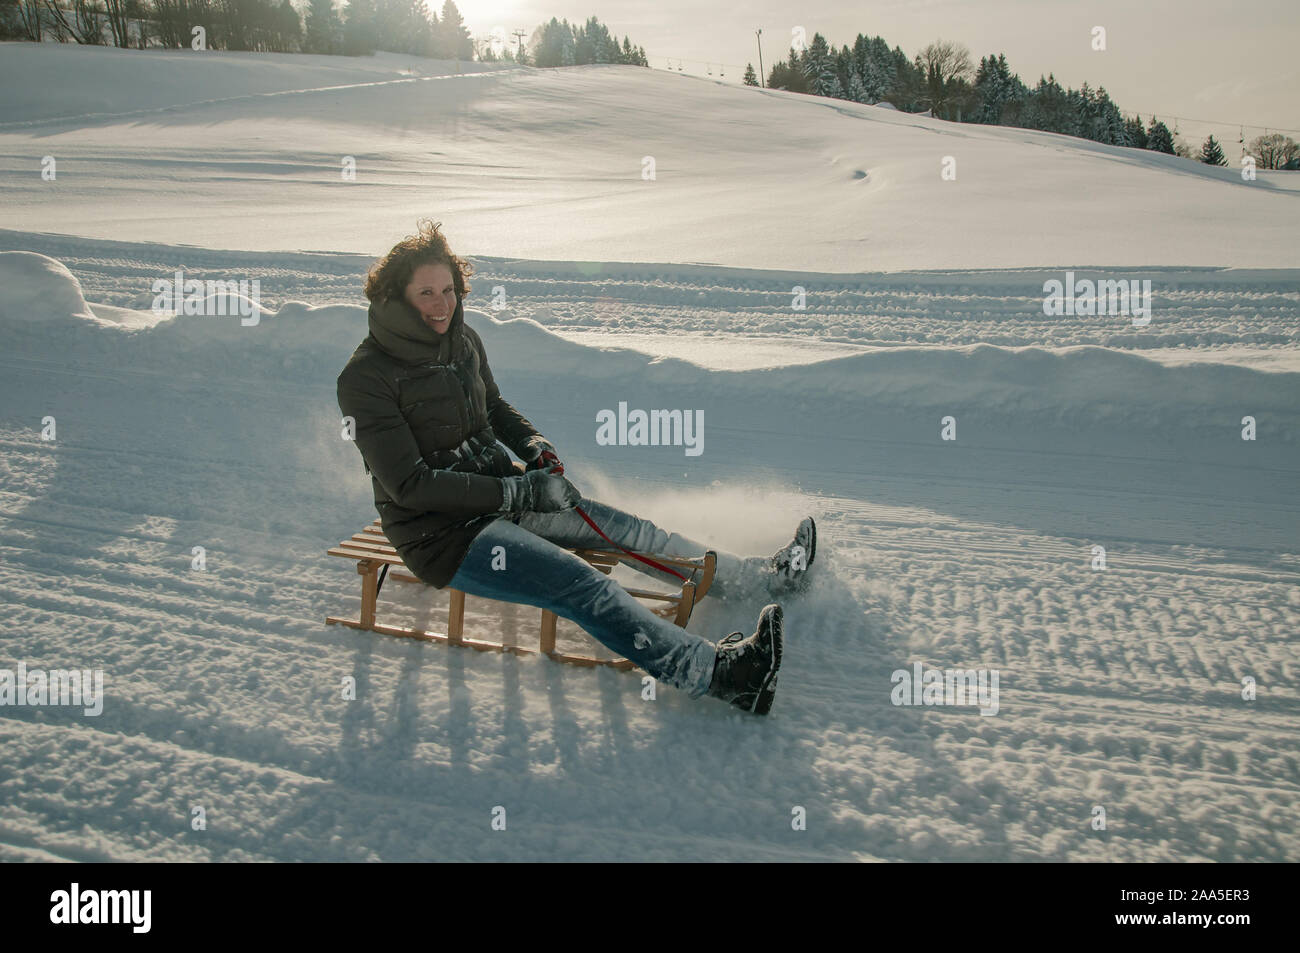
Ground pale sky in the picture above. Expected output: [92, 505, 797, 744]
[457, 0, 1300, 153]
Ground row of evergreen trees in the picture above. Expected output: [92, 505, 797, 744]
[317, 0, 471, 57]
[506, 16, 646, 68]
[744, 33, 1299, 169]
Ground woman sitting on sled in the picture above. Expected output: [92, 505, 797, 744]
[336, 220, 815, 714]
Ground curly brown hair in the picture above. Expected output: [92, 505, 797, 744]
[364, 219, 475, 303]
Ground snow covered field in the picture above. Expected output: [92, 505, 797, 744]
[0, 43, 1297, 862]
[3, 41, 1298, 271]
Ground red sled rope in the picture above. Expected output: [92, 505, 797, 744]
[572, 505, 690, 582]
[543, 461, 690, 583]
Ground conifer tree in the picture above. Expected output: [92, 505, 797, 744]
[343, 0, 377, 54]
[862, 47, 890, 103]
[1146, 116, 1175, 154]
[1123, 114, 1148, 149]
[846, 68, 868, 103]
[1199, 134, 1227, 166]
[802, 33, 840, 97]
[437, 0, 470, 59]
[304, 0, 341, 53]
[276, 0, 302, 51]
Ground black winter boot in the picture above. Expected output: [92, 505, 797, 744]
[707, 604, 784, 714]
[768, 517, 817, 594]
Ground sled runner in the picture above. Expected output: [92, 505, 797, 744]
[326, 519, 717, 670]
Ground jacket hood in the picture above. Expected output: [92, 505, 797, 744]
[366, 294, 465, 364]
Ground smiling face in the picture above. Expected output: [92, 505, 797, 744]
[403, 262, 457, 335]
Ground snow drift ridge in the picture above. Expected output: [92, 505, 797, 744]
[1, 251, 1295, 441]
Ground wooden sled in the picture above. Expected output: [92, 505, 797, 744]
[326, 518, 717, 670]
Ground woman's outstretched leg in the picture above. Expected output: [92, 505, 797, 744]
[446, 517, 718, 696]
[512, 497, 812, 599]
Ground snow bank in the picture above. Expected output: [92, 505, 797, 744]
[2, 251, 1294, 442]
[0, 252, 96, 324]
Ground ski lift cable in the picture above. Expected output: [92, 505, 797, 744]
[1121, 108, 1299, 137]
[657, 53, 752, 72]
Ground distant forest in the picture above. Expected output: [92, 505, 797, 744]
[748, 34, 1299, 170]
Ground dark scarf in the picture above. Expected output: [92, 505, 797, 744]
[367, 294, 467, 365]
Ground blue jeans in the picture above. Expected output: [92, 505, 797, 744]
[446, 497, 759, 696]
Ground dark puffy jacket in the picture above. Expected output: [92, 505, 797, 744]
[337, 294, 544, 588]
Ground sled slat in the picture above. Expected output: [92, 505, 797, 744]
[344, 537, 398, 554]
[328, 546, 405, 565]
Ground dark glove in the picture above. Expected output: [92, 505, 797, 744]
[498, 468, 581, 514]
[521, 436, 563, 474]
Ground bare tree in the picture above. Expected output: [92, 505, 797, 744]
[17, 0, 43, 39]
[1248, 133, 1300, 170]
[125, 0, 152, 47]
[916, 39, 972, 119]
[42, 0, 80, 40]
[151, 0, 189, 48]
[102, 0, 128, 45]
[72, 0, 105, 42]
